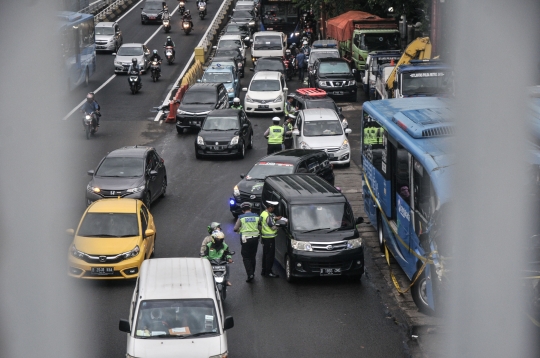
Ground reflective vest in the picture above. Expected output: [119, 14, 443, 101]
[364, 127, 384, 145]
[285, 102, 293, 115]
[204, 242, 231, 260]
[239, 212, 260, 237]
[268, 125, 284, 144]
[231, 104, 243, 110]
[260, 210, 277, 238]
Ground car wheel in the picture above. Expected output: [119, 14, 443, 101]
[377, 211, 384, 252]
[160, 177, 167, 198]
[238, 142, 245, 159]
[176, 127, 184, 134]
[247, 133, 253, 149]
[285, 255, 295, 283]
[144, 191, 151, 209]
[411, 269, 435, 315]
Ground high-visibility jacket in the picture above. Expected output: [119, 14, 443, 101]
[238, 212, 260, 237]
[260, 210, 277, 238]
[268, 125, 284, 144]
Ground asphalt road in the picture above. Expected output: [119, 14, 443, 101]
[63, 3, 408, 356]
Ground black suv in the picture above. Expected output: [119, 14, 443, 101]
[141, 1, 164, 24]
[229, 149, 335, 217]
[308, 58, 357, 102]
[176, 83, 229, 134]
[195, 109, 254, 159]
[86, 146, 167, 209]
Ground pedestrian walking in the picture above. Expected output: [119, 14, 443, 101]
[259, 201, 286, 278]
[264, 117, 284, 154]
[233, 202, 261, 282]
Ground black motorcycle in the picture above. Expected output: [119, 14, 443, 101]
[128, 73, 142, 94]
[209, 259, 229, 301]
[82, 111, 98, 139]
[164, 46, 175, 64]
[150, 60, 162, 82]
[178, 1, 185, 15]
[182, 20, 192, 35]
[199, 4, 206, 19]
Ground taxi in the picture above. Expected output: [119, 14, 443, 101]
[67, 198, 156, 279]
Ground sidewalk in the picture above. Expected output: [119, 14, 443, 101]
[334, 161, 444, 358]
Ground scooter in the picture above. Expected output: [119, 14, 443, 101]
[129, 74, 142, 94]
[178, 1, 185, 15]
[82, 112, 98, 139]
[182, 20, 192, 35]
[162, 18, 171, 33]
[284, 58, 294, 81]
[164, 45, 175, 64]
[210, 259, 229, 301]
[150, 60, 162, 82]
[199, 4, 206, 19]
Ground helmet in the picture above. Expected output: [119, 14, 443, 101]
[212, 231, 225, 241]
[132, 57, 138, 64]
[86, 92, 94, 101]
[303, 40, 308, 46]
[167, 35, 171, 40]
[186, 9, 190, 15]
[272, 117, 280, 123]
[233, 97, 240, 104]
[240, 202, 252, 210]
[285, 49, 291, 55]
[153, 49, 158, 54]
[207, 222, 221, 234]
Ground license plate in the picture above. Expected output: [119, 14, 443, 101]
[190, 121, 199, 125]
[267, 28, 273, 30]
[91, 267, 114, 275]
[149, 16, 156, 19]
[213, 146, 222, 150]
[258, 105, 269, 108]
[320, 268, 341, 276]
[97, 46, 105, 49]
[333, 91, 344, 95]
[213, 266, 226, 271]
[254, 202, 260, 207]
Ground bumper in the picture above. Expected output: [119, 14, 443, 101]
[244, 101, 284, 113]
[176, 116, 207, 129]
[68, 256, 143, 280]
[196, 144, 240, 157]
[114, 65, 131, 73]
[229, 197, 262, 216]
[327, 149, 351, 165]
[288, 247, 364, 278]
[86, 191, 144, 206]
[96, 43, 115, 51]
[318, 85, 357, 99]
[141, 15, 162, 22]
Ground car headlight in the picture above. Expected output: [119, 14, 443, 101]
[300, 141, 310, 149]
[319, 81, 328, 86]
[291, 239, 312, 251]
[197, 136, 205, 145]
[121, 246, 140, 260]
[248, 20, 255, 26]
[230, 136, 239, 145]
[209, 352, 228, 358]
[87, 184, 100, 193]
[233, 185, 240, 197]
[126, 185, 145, 193]
[114, 61, 121, 66]
[227, 87, 235, 93]
[295, 32, 300, 36]
[141, 12, 147, 16]
[339, 139, 349, 150]
[346, 238, 362, 249]
[245, 95, 254, 103]
[70, 244, 85, 259]
[273, 95, 283, 103]
[348, 80, 356, 86]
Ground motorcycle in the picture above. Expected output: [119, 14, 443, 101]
[82, 112, 98, 140]
[178, 1, 185, 15]
[182, 20, 192, 35]
[164, 45, 175, 64]
[129, 73, 141, 94]
[162, 18, 171, 33]
[150, 60, 161, 82]
[199, 5, 206, 19]
[284, 58, 294, 81]
[210, 259, 229, 301]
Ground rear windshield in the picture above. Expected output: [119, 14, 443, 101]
[182, 90, 216, 105]
[249, 79, 280, 91]
[201, 72, 233, 83]
[96, 27, 115, 35]
[253, 36, 283, 50]
[219, 39, 242, 49]
[232, 10, 252, 18]
[256, 59, 284, 71]
[77, 213, 139, 237]
[319, 62, 350, 74]
[309, 51, 340, 64]
[216, 49, 240, 57]
[117, 46, 143, 56]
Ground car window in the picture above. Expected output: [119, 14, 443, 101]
[303, 119, 343, 137]
[96, 26, 115, 35]
[257, 59, 284, 71]
[296, 160, 308, 173]
[141, 205, 149, 222]
[253, 35, 282, 50]
[280, 76, 285, 90]
[219, 40, 242, 49]
[309, 51, 340, 64]
[249, 79, 280, 91]
[140, 208, 148, 233]
[202, 72, 233, 83]
[150, 151, 160, 169]
[305, 156, 320, 173]
[144, 2, 162, 10]
[203, 116, 239, 130]
[232, 10, 252, 18]
[182, 90, 217, 104]
[96, 157, 144, 177]
[319, 62, 351, 74]
[117, 46, 143, 56]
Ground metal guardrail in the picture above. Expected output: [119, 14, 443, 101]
[78, 0, 113, 15]
[195, 0, 233, 62]
[84, 0, 129, 23]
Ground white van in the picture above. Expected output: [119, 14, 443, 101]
[119, 258, 234, 358]
[251, 31, 286, 64]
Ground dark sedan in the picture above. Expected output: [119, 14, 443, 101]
[214, 48, 245, 77]
[141, 1, 164, 24]
[195, 109, 253, 159]
[86, 146, 167, 209]
[251, 57, 285, 76]
[230, 10, 256, 29]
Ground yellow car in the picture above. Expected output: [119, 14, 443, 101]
[68, 198, 156, 279]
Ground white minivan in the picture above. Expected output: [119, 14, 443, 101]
[251, 31, 286, 64]
[119, 258, 234, 358]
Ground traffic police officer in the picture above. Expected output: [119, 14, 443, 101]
[283, 117, 294, 149]
[233, 202, 260, 282]
[259, 200, 284, 278]
[264, 117, 284, 154]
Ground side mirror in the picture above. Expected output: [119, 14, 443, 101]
[352, 69, 356, 74]
[223, 316, 234, 330]
[283, 87, 288, 91]
[355, 217, 364, 225]
[150, 170, 158, 177]
[338, 107, 343, 114]
[292, 129, 300, 136]
[275, 219, 287, 227]
[249, 68, 254, 71]
[112, 53, 117, 56]
[119, 319, 131, 333]
[242, 87, 248, 92]
[345, 128, 352, 134]
[145, 228, 155, 237]
[212, 45, 217, 49]
[87, 170, 95, 176]
[240, 173, 245, 178]
[66, 228, 75, 236]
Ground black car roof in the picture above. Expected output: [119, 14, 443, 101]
[260, 149, 325, 164]
[207, 109, 240, 117]
[265, 174, 344, 204]
[188, 83, 221, 91]
[108, 146, 151, 157]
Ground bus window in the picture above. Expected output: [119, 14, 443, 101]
[413, 159, 436, 235]
[362, 111, 387, 177]
[395, 144, 411, 205]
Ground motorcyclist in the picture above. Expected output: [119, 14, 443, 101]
[127, 57, 142, 88]
[200, 222, 222, 255]
[231, 97, 243, 109]
[80, 92, 101, 126]
[163, 36, 176, 57]
[197, 0, 207, 16]
[203, 231, 233, 286]
[301, 40, 311, 57]
[283, 49, 294, 79]
[182, 9, 193, 28]
[149, 49, 162, 75]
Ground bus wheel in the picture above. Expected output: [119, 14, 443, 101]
[84, 68, 89, 87]
[377, 211, 384, 252]
[411, 269, 435, 315]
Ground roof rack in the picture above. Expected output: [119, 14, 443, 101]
[295, 88, 327, 98]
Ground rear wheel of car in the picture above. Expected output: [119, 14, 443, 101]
[144, 191, 151, 209]
[247, 133, 253, 149]
[160, 177, 167, 197]
[238, 142, 245, 159]
[285, 255, 295, 282]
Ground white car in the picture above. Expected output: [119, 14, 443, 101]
[292, 108, 352, 166]
[242, 71, 287, 114]
[217, 34, 248, 59]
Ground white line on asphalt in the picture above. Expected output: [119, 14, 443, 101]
[62, 3, 179, 121]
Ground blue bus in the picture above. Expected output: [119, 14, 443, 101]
[59, 11, 96, 89]
[361, 97, 453, 314]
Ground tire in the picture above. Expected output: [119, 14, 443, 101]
[85, 125, 91, 140]
[285, 255, 295, 282]
[220, 286, 227, 301]
[238, 142, 245, 159]
[411, 269, 435, 315]
[160, 177, 167, 198]
[247, 133, 253, 149]
[84, 68, 89, 87]
[377, 211, 384, 252]
[152, 73, 157, 82]
[131, 87, 136, 95]
[144, 191, 151, 209]
[176, 127, 184, 134]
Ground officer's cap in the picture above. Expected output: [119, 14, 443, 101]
[240, 202, 252, 209]
[266, 200, 278, 206]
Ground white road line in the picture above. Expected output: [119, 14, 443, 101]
[62, 3, 179, 121]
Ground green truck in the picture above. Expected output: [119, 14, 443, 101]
[326, 11, 400, 77]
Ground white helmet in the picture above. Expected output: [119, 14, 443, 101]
[285, 49, 291, 55]
[303, 40, 308, 46]
[272, 117, 280, 123]
[212, 231, 225, 241]
[233, 97, 240, 104]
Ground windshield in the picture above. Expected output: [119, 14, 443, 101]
[201, 72, 233, 83]
[291, 203, 355, 231]
[309, 51, 340, 64]
[227, 24, 248, 33]
[216, 49, 240, 58]
[401, 71, 454, 96]
[219, 39, 242, 49]
[319, 62, 351, 75]
[364, 33, 401, 51]
[117, 46, 143, 56]
[203, 116, 238, 130]
[246, 162, 294, 180]
[77, 213, 139, 237]
[253, 36, 283, 50]
[182, 91, 216, 105]
[96, 157, 144, 177]
[249, 79, 280, 91]
[143, 2, 162, 10]
[303, 120, 343, 136]
[256, 59, 284, 71]
[305, 100, 337, 112]
[96, 27, 115, 35]
[232, 10, 252, 18]
[134, 299, 219, 338]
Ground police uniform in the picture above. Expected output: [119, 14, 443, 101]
[260, 205, 280, 277]
[283, 121, 294, 149]
[234, 206, 261, 281]
[265, 124, 284, 154]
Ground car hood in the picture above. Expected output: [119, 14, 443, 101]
[96, 35, 114, 42]
[128, 336, 223, 358]
[179, 103, 216, 113]
[200, 130, 239, 141]
[318, 73, 354, 80]
[292, 230, 357, 242]
[115, 54, 144, 64]
[90, 176, 144, 190]
[247, 90, 282, 101]
[237, 179, 265, 196]
[303, 134, 346, 148]
[73, 236, 140, 255]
